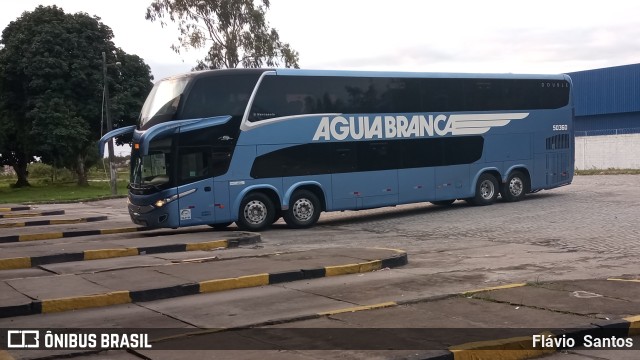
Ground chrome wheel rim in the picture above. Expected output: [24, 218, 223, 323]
[292, 198, 314, 222]
[509, 177, 524, 197]
[480, 180, 495, 200]
[244, 200, 267, 225]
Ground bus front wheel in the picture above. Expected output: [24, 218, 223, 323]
[469, 173, 499, 206]
[237, 192, 275, 231]
[283, 190, 321, 229]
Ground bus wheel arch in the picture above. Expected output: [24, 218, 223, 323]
[469, 171, 500, 206]
[283, 187, 324, 229]
[501, 169, 530, 202]
[237, 190, 279, 231]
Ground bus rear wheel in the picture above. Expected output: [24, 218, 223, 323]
[469, 173, 499, 206]
[283, 190, 321, 229]
[237, 192, 275, 231]
[501, 171, 528, 202]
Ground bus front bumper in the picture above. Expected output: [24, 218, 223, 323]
[127, 197, 179, 228]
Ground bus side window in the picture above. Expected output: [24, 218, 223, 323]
[332, 143, 357, 173]
[178, 146, 211, 185]
[211, 146, 232, 176]
[181, 74, 256, 120]
[284, 99, 304, 115]
[357, 141, 397, 172]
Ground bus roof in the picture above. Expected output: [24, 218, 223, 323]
[159, 68, 269, 82]
[274, 68, 569, 80]
[160, 68, 568, 82]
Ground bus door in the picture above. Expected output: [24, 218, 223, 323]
[176, 145, 215, 227]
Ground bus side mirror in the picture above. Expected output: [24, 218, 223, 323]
[98, 125, 136, 157]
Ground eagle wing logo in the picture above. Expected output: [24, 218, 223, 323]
[449, 113, 529, 136]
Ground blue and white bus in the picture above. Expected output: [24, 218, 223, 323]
[100, 69, 574, 231]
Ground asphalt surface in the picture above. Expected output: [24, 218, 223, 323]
[0, 175, 639, 360]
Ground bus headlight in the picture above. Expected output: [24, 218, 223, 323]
[154, 194, 178, 208]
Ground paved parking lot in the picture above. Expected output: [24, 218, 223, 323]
[0, 175, 639, 360]
[265, 174, 640, 283]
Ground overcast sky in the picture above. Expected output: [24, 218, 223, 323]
[2, 0, 640, 81]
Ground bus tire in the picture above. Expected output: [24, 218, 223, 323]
[272, 210, 282, 224]
[501, 171, 528, 202]
[208, 222, 232, 230]
[431, 200, 455, 206]
[237, 192, 275, 231]
[283, 190, 321, 229]
[470, 173, 499, 206]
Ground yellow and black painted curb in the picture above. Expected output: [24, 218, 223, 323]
[306, 281, 639, 360]
[145, 284, 639, 358]
[0, 215, 108, 229]
[0, 349, 16, 360]
[0, 249, 407, 318]
[443, 316, 640, 360]
[437, 279, 640, 360]
[0, 206, 30, 212]
[0, 233, 262, 270]
[0, 209, 64, 219]
[0, 225, 149, 243]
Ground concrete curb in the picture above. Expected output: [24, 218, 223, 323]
[0, 215, 108, 229]
[438, 280, 640, 360]
[444, 318, 639, 360]
[0, 206, 30, 212]
[0, 209, 64, 219]
[0, 233, 261, 270]
[0, 225, 149, 243]
[0, 249, 408, 318]
[0, 349, 15, 360]
[127, 282, 640, 359]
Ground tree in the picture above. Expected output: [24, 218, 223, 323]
[109, 48, 155, 144]
[0, 33, 37, 187]
[146, 0, 299, 70]
[0, 6, 153, 186]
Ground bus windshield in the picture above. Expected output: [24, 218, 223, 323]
[130, 137, 172, 190]
[139, 77, 189, 129]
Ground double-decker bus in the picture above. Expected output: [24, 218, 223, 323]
[99, 69, 574, 231]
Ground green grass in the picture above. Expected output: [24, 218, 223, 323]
[575, 169, 640, 175]
[0, 180, 129, 204]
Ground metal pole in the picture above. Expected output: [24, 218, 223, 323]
[102, 52, 117, 196]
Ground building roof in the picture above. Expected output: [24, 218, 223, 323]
[568, 63, 640, 116]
